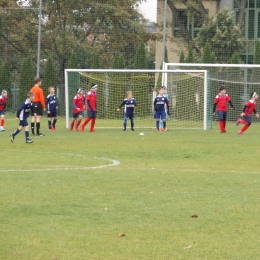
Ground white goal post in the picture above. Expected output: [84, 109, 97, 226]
[64, 69, 209, 130]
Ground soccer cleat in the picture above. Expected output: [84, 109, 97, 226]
[223, 130, 226, 133]
[10, 134, 14, 143]
[49, 128, 54, 131]
[0, 127, 5, 131]
[236, 119, 241, 126]
[26, 139, 34, 143]
[131, 128, 134, 131]
[52, 126, 56, 130]
[238, 131, 243, 135]
[90, 129, 95, 132]
[164, 128, 167, 132]
[36, 133, 45, 136]
[123, 128, 126, 131]
[31, 133, 35, 136]
[69, 127, 73, 131]
[80, 126, 85, 132]
[75, 127, 79, 131]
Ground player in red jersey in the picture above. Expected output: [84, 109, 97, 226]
[70, 88, 85, 131]
[0, 90, 8, 132]
[236, 92, 259, 134]
[81, 83, 98, 132]
[213, 86, 234, 133]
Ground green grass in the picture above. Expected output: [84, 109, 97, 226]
[1, 115, 260, 259]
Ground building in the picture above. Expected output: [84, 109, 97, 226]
[156, 0, 259, 67]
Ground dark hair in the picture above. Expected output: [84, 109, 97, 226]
[34, 77, 42, 84]
[251, 92, 257, 98]
[219, 86, 226, 92]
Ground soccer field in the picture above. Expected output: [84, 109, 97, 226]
[1, 116, 260, 259]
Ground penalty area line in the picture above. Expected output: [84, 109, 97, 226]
[0, 157, 120, 173]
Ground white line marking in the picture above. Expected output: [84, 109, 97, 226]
[0, 150, 120, 172]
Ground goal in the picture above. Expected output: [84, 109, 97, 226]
[164, 63, 260, 124]
[64, 69, 210, 130]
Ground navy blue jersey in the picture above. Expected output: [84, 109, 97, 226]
[119, 98, 137, 115]
[46, 94, 57, 112]
[16, 99, 33, 120]
[154, 95, 169, 113]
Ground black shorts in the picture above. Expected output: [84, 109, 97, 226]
[87, 111, 97, 118]
[31, 102, 43, 116]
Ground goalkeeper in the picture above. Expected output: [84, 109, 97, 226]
[117, 91, 137, 131]
[154, 87, 170, 131]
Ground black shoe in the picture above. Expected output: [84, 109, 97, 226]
[36, 133, 45, 136]
[26, 139, 34, 143]
[123, 129, 126, 131]
[10, 134, 14, 143]
[131, 128, 134, 131]
[31, 133, 35, 136]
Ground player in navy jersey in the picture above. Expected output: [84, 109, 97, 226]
[46, 86, 58, 131]
[154, 87, 170, 131]
[159, 86, 169, 130]
[10, 92, 36, 143]
[117, 91, 137, 131]
[236, 92, 259, 134]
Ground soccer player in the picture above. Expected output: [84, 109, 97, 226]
[81, 83, 98, 132]
[10, 92, 36, 143]
[46, 86, 58, 131]
[213, 86, 234, 133]
[236, 92, 259, 134]
[70, 88, 85, 131]
[0, 90, 8, 132]
[117, 91, 137, 131]
[154, 87, 170, 131]
[159, 86, 169, 130]
[30, 77, 46, 136]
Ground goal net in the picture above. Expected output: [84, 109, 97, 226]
[64, 69, 210, 130]
[165, 63, 260, 124]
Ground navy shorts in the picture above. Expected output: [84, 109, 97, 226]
[243, 115, 252, 124]
[47, 111, 57, 118]
[154, 111, 166, 120]
[125, 113, 134, 119]
[87, 111, 97, 118]
[0, 109, 6, 115]
[218, 111, 227, 121]
[19, 119, 28, 127]
[73, 111, 84, 118]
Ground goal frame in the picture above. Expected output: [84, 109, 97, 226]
[64, 69, 208, 130]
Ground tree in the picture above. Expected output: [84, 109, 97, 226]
[19, 57, 35, 105]
[179, 51, 185, 63]
[197, 8, 244, 63]
[43, 57, 57, 95]
[185, 46, 194, 63]
[0, 61, 12, 110]
[133, 41, 150, 117]
[202, 42, 216, 63]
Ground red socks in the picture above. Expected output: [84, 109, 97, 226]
[76, 119, 82, 128]
[90, 118, 96, 131]
[82, 117, 91, 127]
[70, 121, 75, 130]
[0, 119, 4, 127]
[219, 121, 225, 132]
[240, 120, 250, 133]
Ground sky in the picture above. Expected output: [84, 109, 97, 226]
[138, 0, 157, 22]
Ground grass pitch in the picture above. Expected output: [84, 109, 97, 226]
[1, 116, 260, 259]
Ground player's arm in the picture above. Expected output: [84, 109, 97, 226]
[39, 88, 46, 110]
[16, 103, 25, 119]
[117, 100, 125, 111]
[46, 97, 50, 113]
[213, 97, 218, 115]
[165, 98, 170, 115]
[72, 98, 80, 111]
[86, 95, 93, 111]
[253, 109, 259, 117]
[241, 104, 249, 116]
[153, 99, 157, 111]
[228, 98, 234, 109]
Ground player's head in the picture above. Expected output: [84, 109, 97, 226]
[251, 92, 258, 100]
[91, 83, 98, 92]
[126, 91, 132, 99]
[34, 77, 42, 87]
[27, 91, 35, 101]
[48, 86, 55, 94]
[77, 88, 83, 95]
[219, 86, 226, 94]
[159, 87, 165, 95]
[1, 89, 7, 97]
[162, 86, 167, 94]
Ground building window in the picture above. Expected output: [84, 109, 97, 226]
[172, 9, 207, 39]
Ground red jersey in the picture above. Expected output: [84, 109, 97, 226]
[214, 94, 231, 112]
[244, 99, 257, 116]
[72, 94, 85, 114]
[0, 95, 8, 111]
[86, 90, 97, 111]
